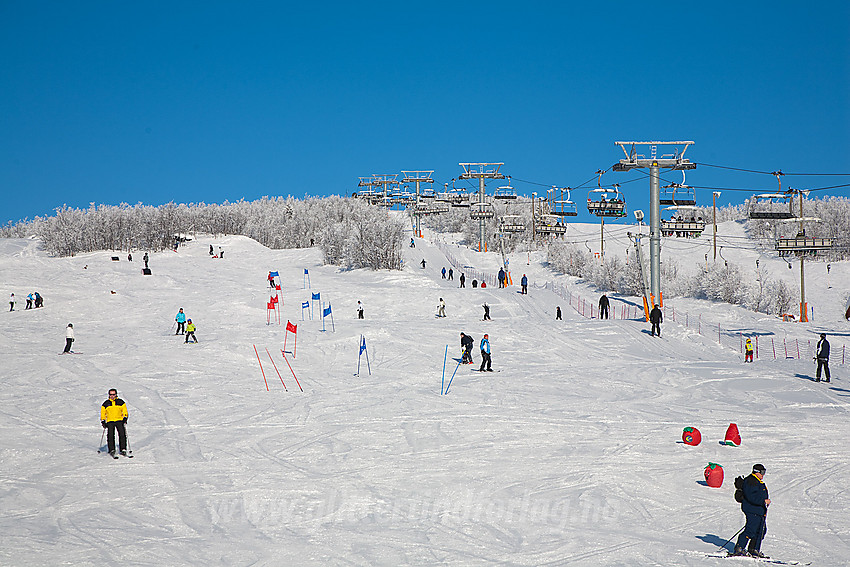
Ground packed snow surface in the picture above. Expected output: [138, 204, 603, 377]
[1, 223, 848, 566]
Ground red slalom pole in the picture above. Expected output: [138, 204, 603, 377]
[266, 347, 287, 391]
[253, 344, 269, 391]
[281, 350, 303, 392]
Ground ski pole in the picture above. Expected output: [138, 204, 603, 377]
[720, 525, 745, 552]
[125, 424, 132, 455]
[96, 427, 106, 453]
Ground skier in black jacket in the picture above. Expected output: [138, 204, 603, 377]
[815, 333, 830, 383]
[460, 332, 474, 364]
[733, 464, 771, 558]
[649, 304, 663, 337]
[598, 294, 610, 319]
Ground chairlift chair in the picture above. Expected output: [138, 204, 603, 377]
[660, 206, 705, 237]
[748, 193, 796, 220]
[494, 185, 518, 200]
[470, 201, 496, 220]
[659, 171, 696, 206]
[550, 187, 578, 216]
[587, 187, 626, 217]
[499, 214, 526, 233]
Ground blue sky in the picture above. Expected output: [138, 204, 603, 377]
[2, 2, 848, 226]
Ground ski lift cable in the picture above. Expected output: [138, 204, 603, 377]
[696, 162, 850, 177]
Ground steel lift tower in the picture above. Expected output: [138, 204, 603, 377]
[613, 142, 695, 313]
[459, 163, 505, 252]
[401, 171, 434, 238]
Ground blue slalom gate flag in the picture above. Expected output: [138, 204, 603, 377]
[303, 269, 310, 289]
[312, 292, 320, 301]
[304, 269, 309, 275]
[356, 334, 371, 375]
[321, 302, 335, 332]
[301, 301, 310, 320]
[269, 271, 279, 277]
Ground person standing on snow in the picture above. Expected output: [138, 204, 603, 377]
[410, 238, 415, 248]
[101, 388, 129, 457]
[26, 292, 33, 309]
[460, 332, 474, 364]
[420, 259, 426, 269]
[34, 292, 43, 308]
[175, 308, 187, 335]
[482, 303, 490, 320]
[598, 294, 610, 319]
[143, 252, 149, 269]
[357, 301, 364, 319]
[210, 245, 214, 256]
[459, 273, 466, 288]
[437, 298, 446, 318]
[520, 274, 528, 295]
[498, 267, 506, 288]
[815, 333, 831, 383]
[63, 323, 75, 353]
[185, 319, 197, 343]
[479, 334, 492, 371]
[9, 293, 15, 311]
[441, 267, 446, 279]
[745, 338, 754, 363]
[448, 268, 453, 281]
[733, 464, 771, 558]
[649, 304, 663, 337]
[556, 306, 562, 320]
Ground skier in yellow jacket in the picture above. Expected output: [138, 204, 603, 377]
[100, 389, 128, 457]
[185, 319, 197, 343]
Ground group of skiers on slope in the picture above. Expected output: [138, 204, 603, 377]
[459, 332, 492, 372]
[174, 308, 197, 343]
[9, 291, 44, 311]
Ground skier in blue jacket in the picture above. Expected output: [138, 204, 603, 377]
[479, 334, 492, 371]
[520, 275, 528, 294]
[733, 464, 771, 558]
[175, 308, 187, 335]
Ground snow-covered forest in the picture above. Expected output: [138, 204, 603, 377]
[2, 194, 847, 315]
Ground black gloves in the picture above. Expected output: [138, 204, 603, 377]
[122, 417, 127, 424]
[101, 421, 107, 429]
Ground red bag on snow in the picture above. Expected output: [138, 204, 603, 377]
[724, 423, 741, 446]
[704, 462, 724, 488]
[682, 427, 701, 446]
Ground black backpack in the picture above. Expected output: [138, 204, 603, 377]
[734, 476, 745, 503]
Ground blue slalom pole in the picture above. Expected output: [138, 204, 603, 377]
[444, 358, 462, 395]
[441, 345, 448, 395]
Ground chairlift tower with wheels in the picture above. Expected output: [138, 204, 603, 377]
[459, 163, 505, 252]
[773, 189, 833, 322]
[613, 141, 696, 313]
[401, 171, 434, 238]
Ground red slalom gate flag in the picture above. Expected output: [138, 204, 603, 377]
[284, 320, 297, 357]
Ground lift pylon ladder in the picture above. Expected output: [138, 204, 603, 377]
[612, 140, 696, 307]
[401, 170, 434, 238]
[459, 162, 506, 252]
[629, 232, 653, 321]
